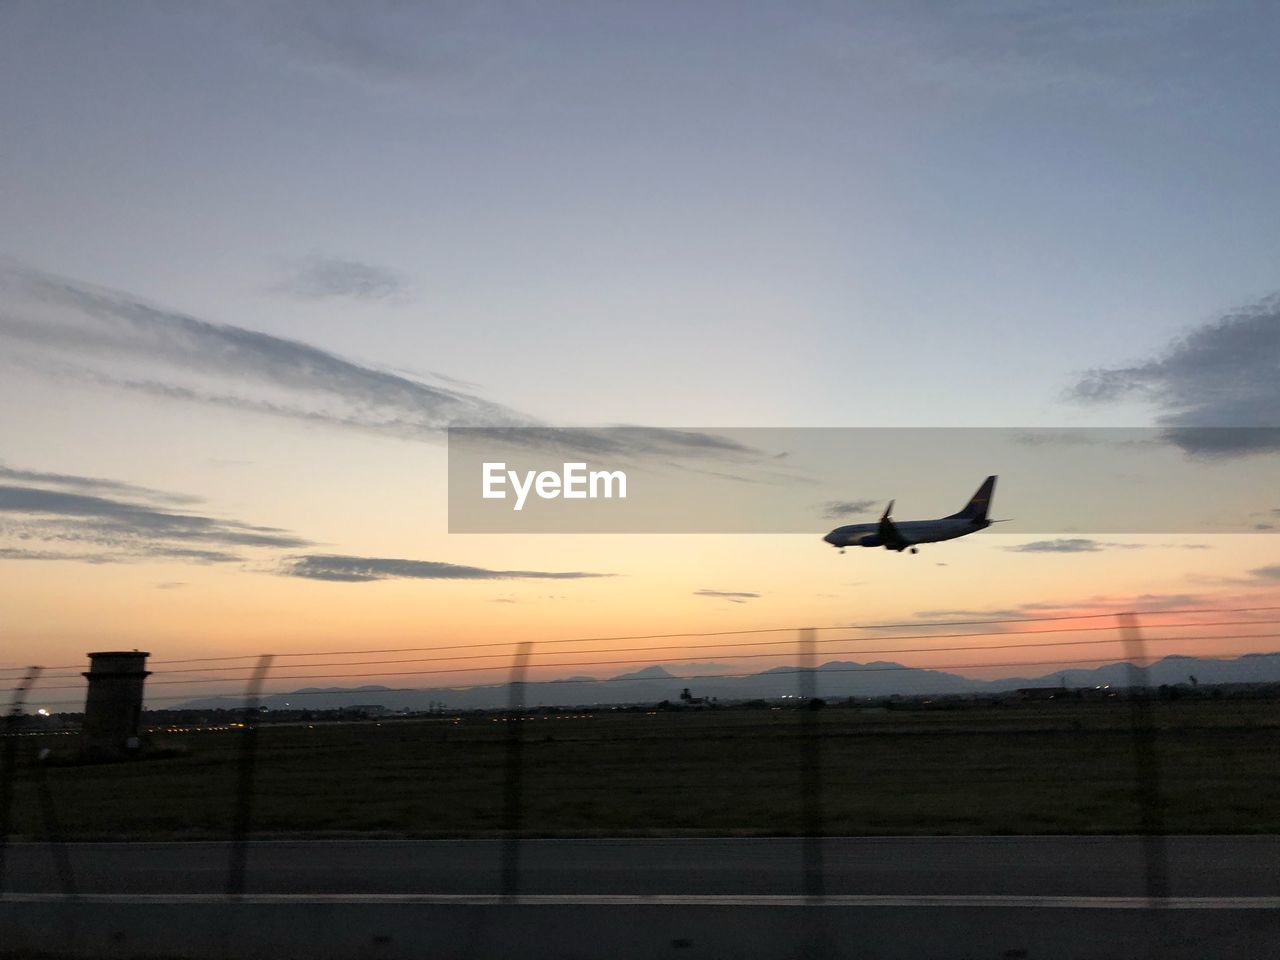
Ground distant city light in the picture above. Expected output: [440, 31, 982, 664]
[36, 708, 49, 717]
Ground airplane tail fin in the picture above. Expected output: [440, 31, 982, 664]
[948, 475, 996, 523]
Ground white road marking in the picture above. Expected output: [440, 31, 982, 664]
[3, 893, 1278, 909]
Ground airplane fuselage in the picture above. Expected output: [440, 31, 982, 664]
[823, 517, 989, 550]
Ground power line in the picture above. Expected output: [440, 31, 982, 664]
[25, 630, 1280, 691]
[141, 619, 1280, 676]
[10, 611, 1280, 680]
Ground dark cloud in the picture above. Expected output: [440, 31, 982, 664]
[1252, 565, 1280, 581]
[273, 256, 406, 301]
[1158, 427, 1280, 457]
[822, 499, 878, 519]
[693, 589, 761, 604]
[1070, 294, 1280, 457]
[280, 554, 613, 583]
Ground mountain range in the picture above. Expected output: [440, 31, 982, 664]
[173, 652, 1280, 712]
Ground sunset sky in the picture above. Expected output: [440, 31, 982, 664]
[2, 2, 1279, 705]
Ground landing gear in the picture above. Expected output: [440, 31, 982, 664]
[909, 547, 919, 555]
[839, 548, 846, 555]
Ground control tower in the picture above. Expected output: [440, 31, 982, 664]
[81, 651, 151, 758]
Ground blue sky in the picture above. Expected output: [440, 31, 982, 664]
[5, 1, 1279, 426]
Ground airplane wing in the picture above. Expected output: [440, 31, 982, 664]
[877, 500, 910, 550]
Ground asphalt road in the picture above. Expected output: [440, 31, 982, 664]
[3, 836, 1278, 898]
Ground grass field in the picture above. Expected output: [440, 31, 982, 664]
[6, 698, 1279, 839]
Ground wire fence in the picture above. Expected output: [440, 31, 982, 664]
[2, 607, 1279, 905]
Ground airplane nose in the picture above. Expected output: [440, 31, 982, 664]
[823, 531, 838, 545]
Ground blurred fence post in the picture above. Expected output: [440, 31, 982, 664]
[798, 629, 825, 903]
[227, 654, 273, 899]
[501, 642, 532, 902]
[32, 747, 77, 898]
[0, 667, 41, 894]
[1118, 613, 1169, 903]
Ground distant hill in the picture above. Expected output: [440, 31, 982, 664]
[171, 652, 1280, 712]
[611, 666, 677, 681]
[986, 652, 1280, 692]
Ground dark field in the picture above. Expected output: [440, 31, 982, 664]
[7, 699, 1279, 839]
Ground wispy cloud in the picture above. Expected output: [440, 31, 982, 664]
[1070, 293, 1280, 457]
[0, 263, 778, 468]
[0, 261, 526, 439]
[693, 589, 761, 604]
[0, 486, 307, 550]
[912, 607, 1024, 621]
[255, 0, 523, 92]
[469, 426, 767, 463]
[915, 591, 1212, 623]
[0, 462, 199, 505]
[1005, 538, 1145, 553]
[801, 0, 1225, 111]
[0, 470, 308, 566]
[1252, 565, 1280, 581]
[822, 499, 879, 519]
[279, 553, 613, 583]
[1010, 430, 1159, 451]
[0, 461, 625, 580]
[0, 547, 122, 564]
[272, 255, 407, 301]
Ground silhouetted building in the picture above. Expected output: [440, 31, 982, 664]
[81, 651, 150, 758]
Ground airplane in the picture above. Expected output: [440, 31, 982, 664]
[823, 476, 1002, 554]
